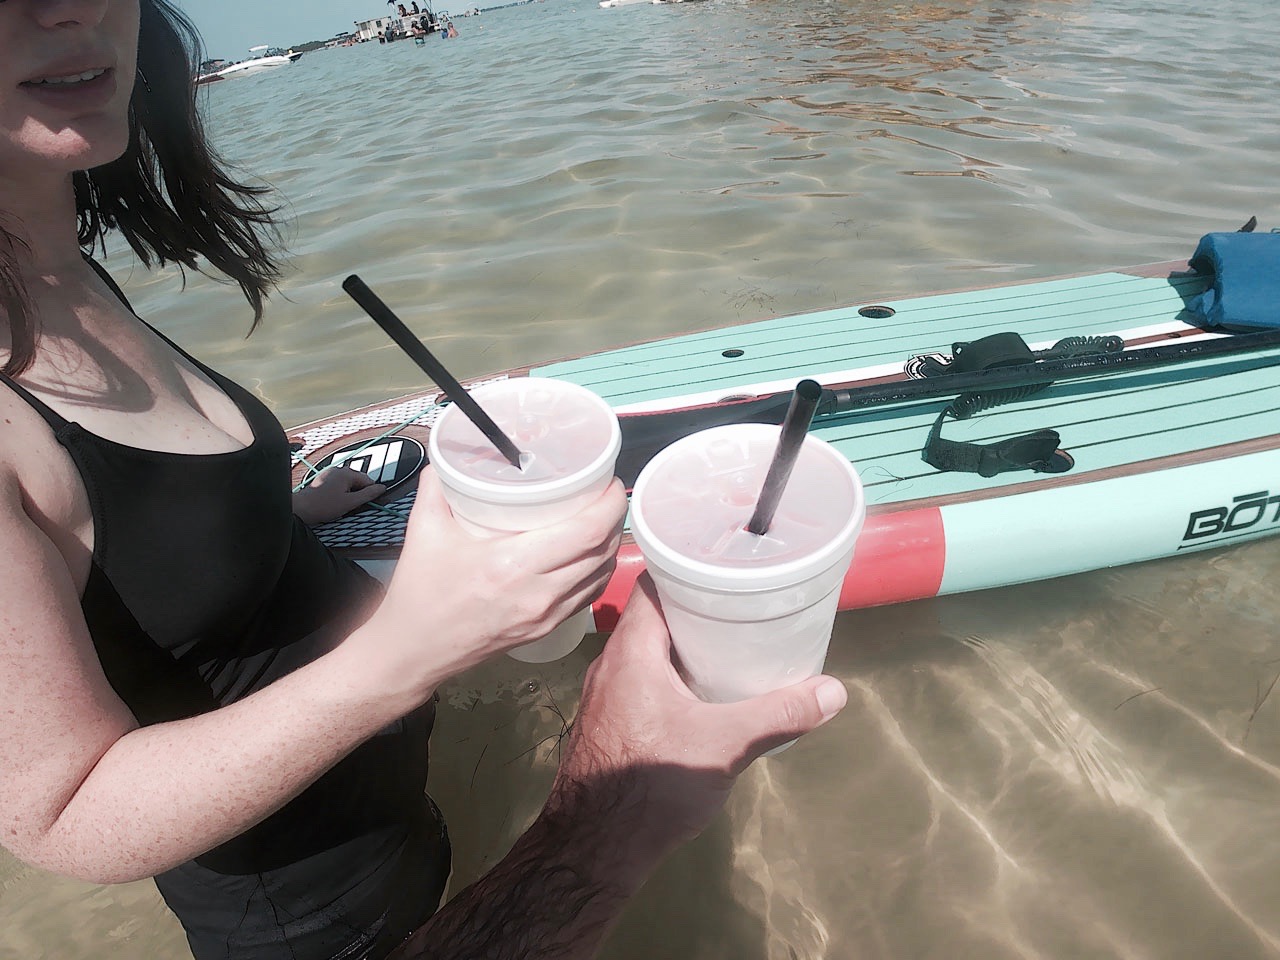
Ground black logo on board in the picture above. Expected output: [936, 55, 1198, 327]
[1182, 490, 1280, 546]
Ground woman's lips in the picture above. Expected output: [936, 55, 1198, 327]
[20, 67, 118, 109]
[26, 67, 111, 86]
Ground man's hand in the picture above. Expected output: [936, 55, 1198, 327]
[389, 577, 846, 960]
[552, 575, 848, 874]
[291, 466, 386, 525]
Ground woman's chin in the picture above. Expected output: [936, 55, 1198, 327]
[12, 130, 130, 178]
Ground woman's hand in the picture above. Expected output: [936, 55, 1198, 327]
[291, 467, 387, 525]
[356, 467, 627, 697]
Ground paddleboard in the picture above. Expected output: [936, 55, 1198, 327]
[290, 255, 1280, 632]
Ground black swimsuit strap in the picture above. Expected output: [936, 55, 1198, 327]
[0, 260, 125, 430]
[84, 255, 135, 312]
[1, 256, 257, 437]
[0, 369, 71, 431]
[83, 256, 231, 387]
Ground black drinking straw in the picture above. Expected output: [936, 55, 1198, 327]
[746, 379, 823, 536]
[343, 275, 525, 470]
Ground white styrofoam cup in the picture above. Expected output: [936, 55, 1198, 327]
[428, 377, 622, 662]
[630, 423, 864, 705]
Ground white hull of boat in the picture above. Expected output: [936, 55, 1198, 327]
[216, 52, 301, 78]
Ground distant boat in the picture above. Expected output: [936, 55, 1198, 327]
[194, 58, 227, 85]
[214, 46, 302, 79]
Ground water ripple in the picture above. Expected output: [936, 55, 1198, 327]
[49, 1, 1280, 957]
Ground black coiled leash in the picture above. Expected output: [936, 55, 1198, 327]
[920, 332, 1123, 478]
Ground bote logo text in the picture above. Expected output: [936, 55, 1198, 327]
[1184, 490, 1280, 542]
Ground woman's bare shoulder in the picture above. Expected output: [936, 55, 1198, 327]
[0, 380, 95, 585]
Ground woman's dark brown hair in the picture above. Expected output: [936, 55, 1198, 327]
[1, 0, 282, 376]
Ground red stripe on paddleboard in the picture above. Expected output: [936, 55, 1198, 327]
[592, 507, 946, 632]
[840, 507, 945, 609]
[592, 547, 645, 632]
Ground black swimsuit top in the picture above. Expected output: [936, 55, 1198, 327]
[0, 264, 449, 957]
[0, 288, 364, 725]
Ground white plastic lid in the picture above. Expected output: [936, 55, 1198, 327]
[630, 424, 865, 591]
[428, 377, 621, 503]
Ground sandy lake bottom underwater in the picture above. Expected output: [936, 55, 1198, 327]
[4, 0, 1280, 955]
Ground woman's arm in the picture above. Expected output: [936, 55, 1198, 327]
[0, 468, 625, 884]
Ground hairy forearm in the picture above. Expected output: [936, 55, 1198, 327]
[34, 627, 437, 884]
[393, 772, 662, 960]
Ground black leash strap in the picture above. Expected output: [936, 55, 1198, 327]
[920, 332, 1122, 478]
[924, 416, 1069, 478]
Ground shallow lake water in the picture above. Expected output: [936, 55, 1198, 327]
[3, 0, 1280, 956]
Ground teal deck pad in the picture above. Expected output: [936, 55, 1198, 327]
[535, 273, 1209, 408]
[534, 269, 1277, 508]
[813, 347, 1280, 505]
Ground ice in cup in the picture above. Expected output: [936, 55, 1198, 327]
[629, 423, 864, 704]
[428, 377, 622, 662]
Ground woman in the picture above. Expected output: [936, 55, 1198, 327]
[0, 1, 626, 957]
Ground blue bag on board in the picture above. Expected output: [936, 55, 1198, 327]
[1187, 231, 1280, 331]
